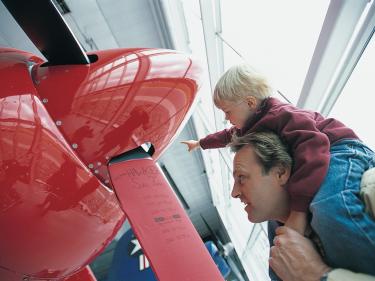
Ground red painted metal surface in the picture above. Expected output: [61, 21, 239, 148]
[33, 48, 202, 187]
[0, 48, 125, 280]
[0, 46, 203, 280]
[0, 266, 97, 281]
[63, 266, 97, 281]
[109, 157, 224, 281]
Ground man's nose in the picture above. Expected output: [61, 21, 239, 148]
[231, 183, 240, 198]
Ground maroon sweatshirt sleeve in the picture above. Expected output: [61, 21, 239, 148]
[266, 110, 331, 212]
[199, 127, 237, 149]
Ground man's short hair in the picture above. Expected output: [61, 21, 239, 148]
[213, 63, 273, 106]
[230, 131, 292, 174]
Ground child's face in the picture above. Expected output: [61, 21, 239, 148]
[216, 99, 254, 129]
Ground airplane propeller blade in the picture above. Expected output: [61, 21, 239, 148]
[2, 0, 90, 65]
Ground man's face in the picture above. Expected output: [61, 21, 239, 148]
[232, 145, 290, 223]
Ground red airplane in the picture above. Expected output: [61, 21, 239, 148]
[0, 1, 224, 280]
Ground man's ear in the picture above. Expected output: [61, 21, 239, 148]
[245, 96, 258, 110]
[276, 166, 291, 185]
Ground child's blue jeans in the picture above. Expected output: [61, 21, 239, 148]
[310, 139, 375, 275]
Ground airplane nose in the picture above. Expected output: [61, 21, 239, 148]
[33, 48, 204, 187]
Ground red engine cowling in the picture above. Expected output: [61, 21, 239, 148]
[0, 47, 203, 280]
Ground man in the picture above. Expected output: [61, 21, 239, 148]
[229, 131, 375, 280]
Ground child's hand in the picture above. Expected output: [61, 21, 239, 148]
[181, 140, 200, 152]
[284, 211, 307, 236]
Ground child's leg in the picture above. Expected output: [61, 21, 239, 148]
[310, 139, 375, 275]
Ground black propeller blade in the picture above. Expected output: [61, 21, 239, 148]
[2, 0, 90, 65]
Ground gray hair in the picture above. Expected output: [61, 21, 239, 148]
[230, 131, 292, 174]
[213, 63, 273, 105]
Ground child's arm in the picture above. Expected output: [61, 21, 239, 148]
[284, 210, 308, 236]
[181, 140, 201, 152]
[189, 127, 239, 150]
[181, 127, 238, 152]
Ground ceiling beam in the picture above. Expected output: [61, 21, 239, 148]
[320, 1, 375, 116]
[297, 0, 370, 112]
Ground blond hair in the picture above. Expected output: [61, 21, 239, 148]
[213, 63, 273, 105]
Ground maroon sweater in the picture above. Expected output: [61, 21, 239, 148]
[200, 97, 358, 212]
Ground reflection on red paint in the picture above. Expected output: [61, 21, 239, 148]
[0, 46, 203, 280]
[33, 48, 202, 187]
[0, 92, 124, 279]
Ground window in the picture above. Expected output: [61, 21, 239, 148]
[220, 0, 330, 104]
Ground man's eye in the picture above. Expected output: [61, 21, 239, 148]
[238, 175, 244, 183]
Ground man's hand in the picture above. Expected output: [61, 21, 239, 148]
[269, 226, 331, 281]
[180, 140, 200, 152]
